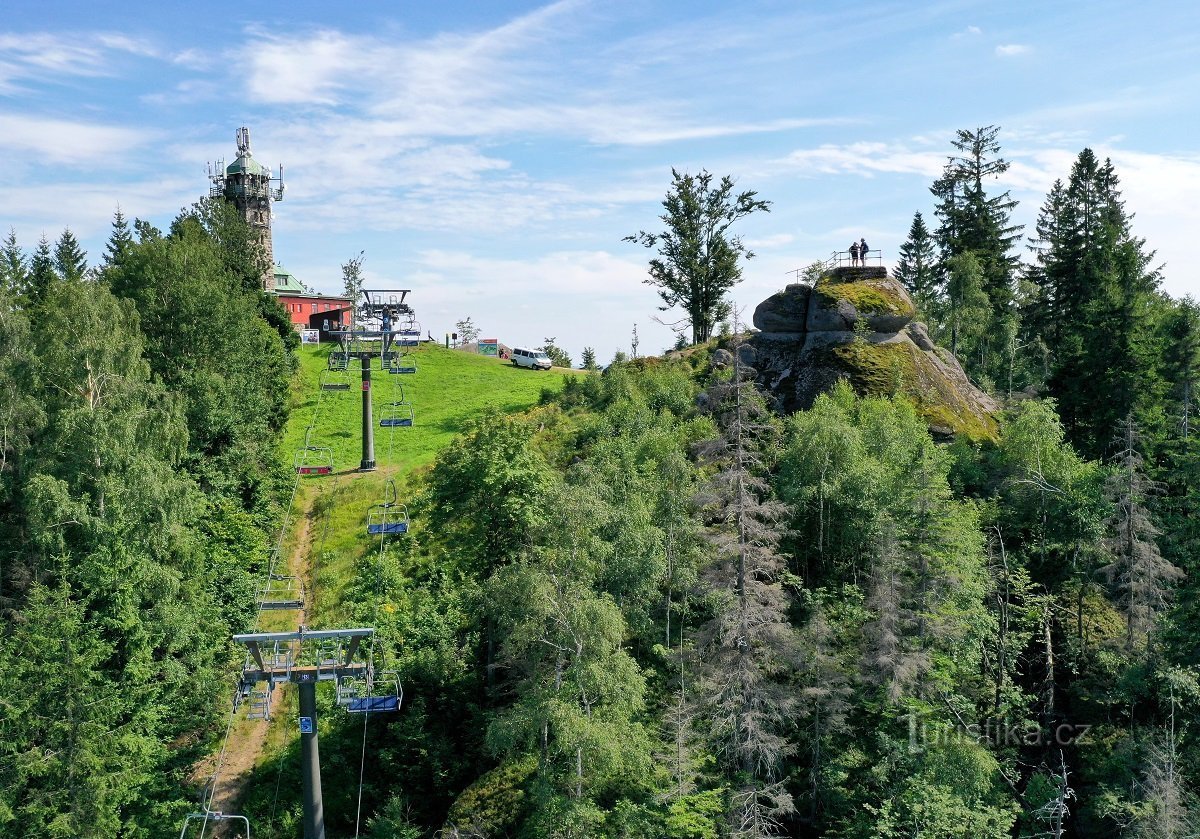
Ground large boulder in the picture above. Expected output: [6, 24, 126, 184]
[748, 268, 999, 441]
[753, 283, 811, 333]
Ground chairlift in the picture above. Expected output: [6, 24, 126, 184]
[366, 480, 409, 535]
[387, 354, 417, 375]
[380, 400, 414, 428]
[293, 429, 333, 475]
[328, 350, 349, 371]
[258, 574, 303, 610]
[347, 670, 403, 714]
[178, 810, 251, 839]
[320, 367, 351, 392]
[396, 329, 421, 348]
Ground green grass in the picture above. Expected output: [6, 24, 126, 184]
[278, 342, 574, 623]
[281, 342, 574, 475]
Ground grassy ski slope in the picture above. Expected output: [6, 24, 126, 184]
[281, 341, 573, 475]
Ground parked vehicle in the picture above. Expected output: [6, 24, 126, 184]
[511, 347, 552, 370]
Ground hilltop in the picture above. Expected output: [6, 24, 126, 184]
[749, 265, 1000, 440]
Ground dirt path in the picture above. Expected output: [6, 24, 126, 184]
[198, 485, 324, 826]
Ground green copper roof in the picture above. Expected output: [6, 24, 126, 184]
[272, 265, 306, 293]
[226, 152, 269, 177]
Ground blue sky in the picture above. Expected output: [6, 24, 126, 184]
[3, 0, 1199, 362]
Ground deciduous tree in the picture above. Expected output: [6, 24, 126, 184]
[625, 169, 770, 344]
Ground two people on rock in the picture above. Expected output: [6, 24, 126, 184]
[848, 237, 870, 266]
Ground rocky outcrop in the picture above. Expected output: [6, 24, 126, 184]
[749, 267, 999, 440]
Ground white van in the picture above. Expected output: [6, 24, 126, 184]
[511, 347, 552, 370]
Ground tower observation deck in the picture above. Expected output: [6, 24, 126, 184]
[207, 126, 285, 290]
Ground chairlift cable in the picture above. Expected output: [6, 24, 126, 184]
[195, 347, 335, 837]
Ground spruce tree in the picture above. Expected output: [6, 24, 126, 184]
[0, 229, 26, 298]
[53, 227, 88, 282]
[1101, 415, 1181, 649]
[695, 335, 797, 837]
[27, 234, 56, 305]
[930, 126, 1023, 316]
[1163, 299, 1200, 442]
[894, 211, 939, 313]
[102, 208, 135, 271]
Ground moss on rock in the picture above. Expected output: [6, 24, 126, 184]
[830, 339, 998, 442]
[818, 279, 915, 318]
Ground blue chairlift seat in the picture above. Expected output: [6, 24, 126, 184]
[343, 671, 403, 714]
[348, 695, 401, 713]
[388, 356, 417, 374]
[367, 518, 408, 535]
[380, 401, 414, 428]
[367, 486, 409, 535]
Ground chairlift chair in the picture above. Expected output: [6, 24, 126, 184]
[366, 479, 409, 535]
[380, 400, 414, 428]
[328, 350, 349, 371]
[346, 670, 403, 713]
[367, 503, 409, 535]
[179, 811, 251, 839]
[258, 574, 303, 610]
[320, 367, 351, 392]
[387, 354, 417, 375]
[293, 429, 333, 475]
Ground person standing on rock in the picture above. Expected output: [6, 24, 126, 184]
[859, 237, 870, 264]
[849, 241, 860, 266]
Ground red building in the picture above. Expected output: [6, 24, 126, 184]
[273, 266, 353, 337]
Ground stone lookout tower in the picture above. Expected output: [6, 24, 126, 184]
[207, 126, 285, 290]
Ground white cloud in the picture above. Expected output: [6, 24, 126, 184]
[953, 25, 982, 38]
[1093, 149, 1200, 298]
[0, 113, 155, 165]
[0, 31, 161, 92]
[238, 14, 839, 148]
[746, 233, 795, 249]
[996, 44, 1031, 57]
[775, 142, 946, 179]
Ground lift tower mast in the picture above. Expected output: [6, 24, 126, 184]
[328, 289, 414, 471]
